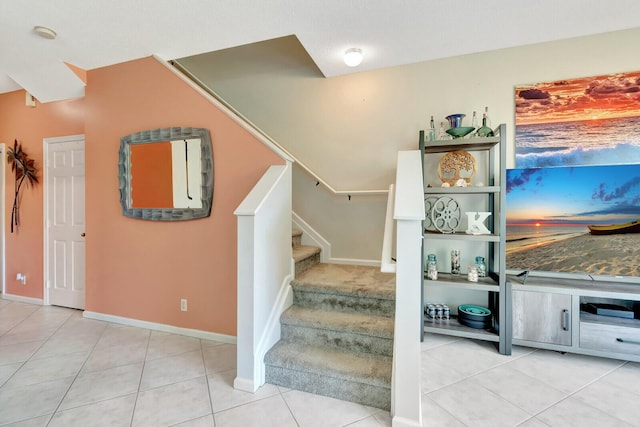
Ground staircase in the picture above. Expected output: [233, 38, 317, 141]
[264, 229, 395, 410]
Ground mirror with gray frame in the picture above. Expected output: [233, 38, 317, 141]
[118, 127, 213, 220]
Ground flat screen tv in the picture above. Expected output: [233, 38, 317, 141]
[506, 164, 640, 283]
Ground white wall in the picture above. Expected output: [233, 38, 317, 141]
[179, 28, 640, 261]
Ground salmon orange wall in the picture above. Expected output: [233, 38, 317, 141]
[0, 91, 85, 299]
[84, 56, 283, 335]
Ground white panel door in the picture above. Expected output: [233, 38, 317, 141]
[46, 136, 85, 309]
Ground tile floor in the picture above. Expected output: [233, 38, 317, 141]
[1, 299, 639, 426]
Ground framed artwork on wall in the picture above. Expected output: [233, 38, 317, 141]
[515, 70, 640, 168]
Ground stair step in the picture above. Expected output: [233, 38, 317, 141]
[265, 341, 391, 410]
[281, 306, 394, 356]
[292, 245, 321, 262]
[293, 245, 321, 276]
[292, 228, 303, 248]
[292, 264, 395, 317]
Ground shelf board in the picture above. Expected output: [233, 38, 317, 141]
[424, 274, 500, 291]
[424, 231, 501, 242]
[422, 137, 500, 153]
[424, 186, 500, 195]
[580, 311, 640, 329]
[424, 316, 499, 342]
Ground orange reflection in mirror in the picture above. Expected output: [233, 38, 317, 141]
[130, 142, 173, 208]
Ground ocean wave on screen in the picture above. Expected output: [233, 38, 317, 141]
[515, 142, 640, 168]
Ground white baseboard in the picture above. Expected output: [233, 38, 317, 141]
[254, 274, 293, 383]
[233, 377, 258, 393]
[391, 416, 422, 427]
[292, 212, 383, 267]
[1, 294, 44, 305]
[83, 311, 236, 344]
[292, 211, 331, 262]
[328, 258, 381, 267]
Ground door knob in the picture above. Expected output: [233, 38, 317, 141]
[81, 232, 86, 237]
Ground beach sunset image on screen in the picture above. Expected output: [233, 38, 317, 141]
[515, 70, 640, 169]
[506, 164, 640, 278]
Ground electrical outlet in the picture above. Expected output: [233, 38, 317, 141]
[180, 299, 187, 312]
[16, 273, 26, 285]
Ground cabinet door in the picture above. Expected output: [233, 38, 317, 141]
[512, 290, 572, 346]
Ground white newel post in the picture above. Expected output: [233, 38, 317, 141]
[392, 150, 424, 427]
[234, 163, 293, 393]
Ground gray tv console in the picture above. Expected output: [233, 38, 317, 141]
[509, 273, 640, 362]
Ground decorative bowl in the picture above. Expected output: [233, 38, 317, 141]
[446, 126, 475, 139]
[445, 113, 466, 128]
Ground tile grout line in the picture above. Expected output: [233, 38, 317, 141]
[44, 311, 110, 427]
[128, 327, 153, 427]
[198, 337, 215, 424]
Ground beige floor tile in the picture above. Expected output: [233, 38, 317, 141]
[60, 363, 143, 410]
[423, 338, 514, 377]
[421, 333, 462, 350]
[3, 351, 87, 389]
[536, 395, 633, 426]
[420, 352, 468, 393]
[599, 361, 640, 395]
[132, 377, 212, 426]
[48, 393, 136, 427]
[173, 414, 216, 426]
[282, 389, 376, 427]
[214, 394, 297, 427]
[509, 350, 624, 394]
[0, 340, 44, 365]
[471, 364, 568, 414]
[145, 331, 202, 361]
[209, 369, 279, 412]
[0, 362, 22, 386]
[0, 378, 73, 425]
[202, 343, 236, 374]
[81, 341, 148, 373]
[420, 395, 465, 426]
[428, 379, 530, 427]
[1, 414, 52, 426]
[140, 349, 205, 391]
[572, 379, 640, 426]
[517, 417, 552, 427]
[96, 324, 151, 347]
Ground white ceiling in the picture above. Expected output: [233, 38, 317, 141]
[2, 0, 640, 103]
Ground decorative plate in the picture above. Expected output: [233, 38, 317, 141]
[458, 304, 492, 317]
[437, 150, 477, 186]
[424, 196, 439, 231]
[430, 196, 461, 233]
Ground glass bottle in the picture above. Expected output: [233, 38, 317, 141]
[476, 113, 494, 137]
[484, 106, 492, 128]
[437, 121, 448, 140]
[427, 254, 438, 280]
[470, 111, 479, 138]
[428, 115, 436, 141]
[451, 250, 460, 274]
[475, 256, 487, 278]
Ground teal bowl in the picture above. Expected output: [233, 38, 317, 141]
[446, 126, 475, 139]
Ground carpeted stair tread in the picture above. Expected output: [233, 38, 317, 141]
[292, 228, 303, 239]
[281, 306, 393, 339]
[265, 341, 391, 388]
[293, 245, 321, 262]
[292, 263, 395, 300]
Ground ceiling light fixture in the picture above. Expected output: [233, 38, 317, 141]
[344, 48, 363, 67]
[34, 26, 57, 40]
